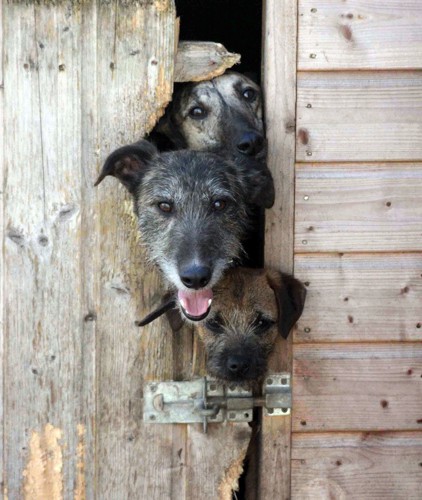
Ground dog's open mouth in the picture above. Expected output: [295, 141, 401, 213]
[178, 289, 213, 321]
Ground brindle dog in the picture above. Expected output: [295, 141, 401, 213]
[138, 267, 306, 384]
[151, 71, 274, 208]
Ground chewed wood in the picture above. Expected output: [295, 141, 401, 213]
[295, 253, 422, 342]
[295, 163, 422, 252]
[296, 72, 422, 162]
[298, 0, 422, 70]
[292, 344, 422, 432]
[174, 41, 240, 82]
[292, 432, 422, 499]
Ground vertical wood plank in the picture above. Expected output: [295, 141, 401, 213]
[94, 1, 177, 498]
[0, 0, 4, 495]
[79, 3, 99, 498]
[3, 3, 86, 497]
[185, 337, 252, 500]
[260, 0, 298, 499]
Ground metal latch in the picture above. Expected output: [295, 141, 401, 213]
[143, 373, 291, 433]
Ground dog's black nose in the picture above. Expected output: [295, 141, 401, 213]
[227, 355, 248, 375]
[237, 131, 264, 156]
[180, 265, 211, 289]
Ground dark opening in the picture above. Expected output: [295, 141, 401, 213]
[176, 0, 264, 269]
[175, 2, 263, 497]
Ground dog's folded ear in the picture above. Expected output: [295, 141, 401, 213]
[266, 270, 307, 339]
[135, 291, 185, 332]
[94, 140, 158, 194]
[246, 168, 275, 209]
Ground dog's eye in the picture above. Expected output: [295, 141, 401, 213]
[189, 106, 207, 119]
[242, 88, 256, 101]
[252, 314, 275, 334]
[212, 200, 227, 211]
[157, 201, 173, 213]
[205, 316, 225, 334]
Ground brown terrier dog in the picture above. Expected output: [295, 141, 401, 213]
[137, 267, 306, 384]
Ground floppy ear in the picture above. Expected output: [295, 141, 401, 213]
[236, 155, 275, 209]
[94, 140, 158, 194]
[246, 167, 275, 209]
[267, 270, 307, 339]
[135, 291, 185, 332]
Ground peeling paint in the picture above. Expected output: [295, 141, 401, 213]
[23, 424, 63, 500]
[74, 424, 86, 500]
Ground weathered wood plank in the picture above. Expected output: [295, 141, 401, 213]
[295, 253, 422, 343]
[0, 0, 4, 495]
[259, 0, 298, 498]
[296, 72, 422, 162]
[185, 330, 252, 500]
[3, 3, 86, 497]
[298, 0, 422, 70]
[186, 423, 251, 500]
[292, 432, 422, 499]
[174, 41, 240, 82]
[293, 344, 422, 432]
[94, 1, 179, 498]
[295, 164, 422, 252]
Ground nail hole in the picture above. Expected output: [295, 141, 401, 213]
[300, 420, 307, 426]
[267, 378, 273, 385]
[267, 408, 274, 414]
[380, 400, 388, 408]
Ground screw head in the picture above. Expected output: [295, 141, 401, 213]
[310, 53, 317, 59]
[302, 240, 308, 245]
[304, 195, 309, 201]
[306, 103, 312, 108]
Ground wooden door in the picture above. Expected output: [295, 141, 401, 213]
[1, 1, 251, 498]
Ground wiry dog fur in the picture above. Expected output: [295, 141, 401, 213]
[137, 267, 306, 384]
[95, 141, 272, 312]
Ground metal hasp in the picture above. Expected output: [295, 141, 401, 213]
[143, 373, 291, 433]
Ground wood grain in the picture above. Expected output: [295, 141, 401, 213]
[296, 72, 422, 162]
[292, 432, 422, 499]
[293, 344, 422, 432]
[298, 0, 422, 70]
[295, 253, 422, 343]
[3, 3, 85, 497]
[94, 1, 178, 498]
[295, 164, 422, 252]
[174, 41, 240, 82]
[259, 0, 298, 498]
[0, 0, 4, 495]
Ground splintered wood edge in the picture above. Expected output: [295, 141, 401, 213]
[174, 41, 241, 82]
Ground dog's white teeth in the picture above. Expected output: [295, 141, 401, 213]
[208, 299, 213, 307]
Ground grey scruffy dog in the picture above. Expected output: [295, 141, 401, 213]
[95, 141, 271, 321]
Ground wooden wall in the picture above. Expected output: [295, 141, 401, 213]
[290, 1, 422, 497]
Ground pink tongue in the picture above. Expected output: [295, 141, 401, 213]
[178, 289, 213, 317]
